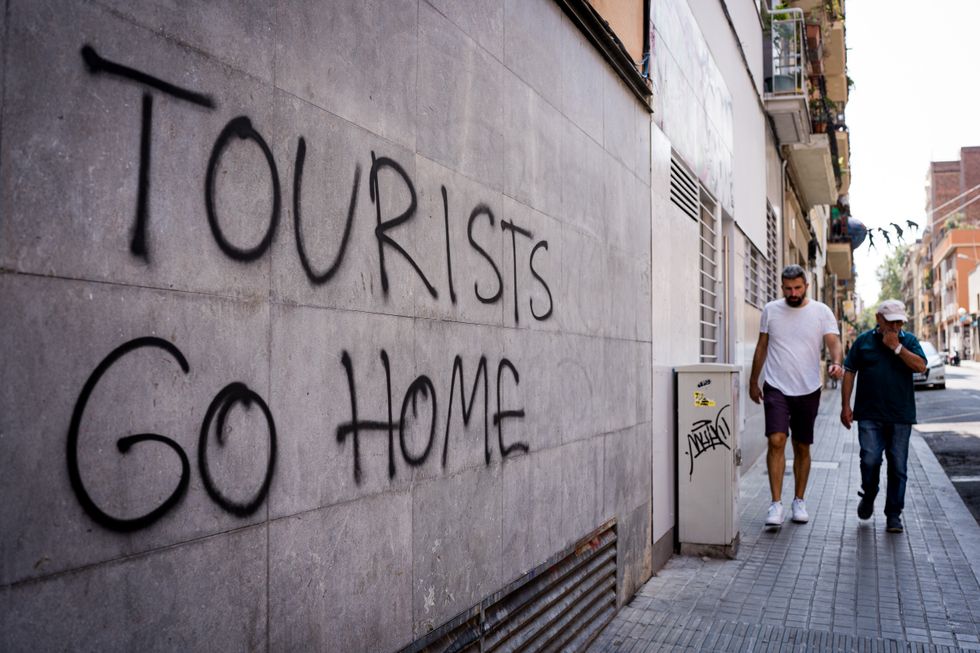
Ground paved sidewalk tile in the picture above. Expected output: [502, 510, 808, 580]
[590, 390, 980, 652]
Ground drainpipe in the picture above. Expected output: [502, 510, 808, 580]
[781, 158, 788, 272]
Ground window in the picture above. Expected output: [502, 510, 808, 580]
[700, 191, 719, 362]
[766, 203, 779, 302]
[745, 237, 765, 308]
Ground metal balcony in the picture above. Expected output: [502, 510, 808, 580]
[763, 8, 810, 145]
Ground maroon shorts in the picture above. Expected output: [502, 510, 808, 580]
[762, 382, 821, 445]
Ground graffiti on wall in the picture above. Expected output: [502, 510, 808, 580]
[67, 45, 553, 531]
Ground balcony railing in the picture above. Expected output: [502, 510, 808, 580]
[766, 9, 807, 98]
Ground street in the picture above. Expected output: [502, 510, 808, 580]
[914, 361, 980, 525]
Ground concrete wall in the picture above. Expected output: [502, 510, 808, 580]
[647, 0, 768, 544]
[0, 1, 654, 650]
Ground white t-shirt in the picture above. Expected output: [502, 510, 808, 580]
[760, 299, 840, 396]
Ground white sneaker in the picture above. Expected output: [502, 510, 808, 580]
[765, 502, 784, 526]
[791, 498, 809, 523]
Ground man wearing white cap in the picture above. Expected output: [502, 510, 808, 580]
[840, 299, 927, 533]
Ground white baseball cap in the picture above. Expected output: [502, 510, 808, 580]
[876, 299, 907, 322]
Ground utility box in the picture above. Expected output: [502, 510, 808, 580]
[674, 364, 740, 558]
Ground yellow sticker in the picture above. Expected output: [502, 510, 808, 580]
[693, 391, 716, 407]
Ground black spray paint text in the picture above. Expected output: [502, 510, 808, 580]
[82, 45, 554, 325]
[68, 337, 528, 532]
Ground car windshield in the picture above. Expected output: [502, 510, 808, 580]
[920, 342, 939, 357]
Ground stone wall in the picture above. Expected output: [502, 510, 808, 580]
[0, 1, 653, 651]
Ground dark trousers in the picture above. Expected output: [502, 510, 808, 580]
[857, 421, 912, 517]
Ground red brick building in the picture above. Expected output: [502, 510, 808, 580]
[927, 147, 980, 229]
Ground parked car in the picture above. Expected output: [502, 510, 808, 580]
[914, 342, 946, 389]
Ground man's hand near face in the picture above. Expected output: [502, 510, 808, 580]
[880, 325, 900, 350]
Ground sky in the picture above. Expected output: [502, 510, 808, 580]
[845, 0, 980, 305]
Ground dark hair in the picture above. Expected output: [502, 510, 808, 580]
[781, 264, 807, 281]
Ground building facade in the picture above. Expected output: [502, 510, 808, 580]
[904, 148, 980, 359]
[1, 1, 853, 650]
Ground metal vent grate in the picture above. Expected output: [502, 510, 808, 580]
[401, 520, 617, 653]
[669, 153, 698, 221]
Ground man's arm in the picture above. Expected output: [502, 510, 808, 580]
[897, 347, 927, 373]
[749, 332, 768, 404]
[840, 370, 856, 429]
[824, 332, 844, 379]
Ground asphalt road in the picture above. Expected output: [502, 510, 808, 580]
[914, 361, 980, 525]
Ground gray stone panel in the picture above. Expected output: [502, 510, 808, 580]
[275, 0, 417, 150]
[412, 465, 503, 637]
[561, 21, 605, 144]
[1, 0, 657, 647]
[503, 73, 562, 219]
[93, 0, 276, 82]
[616, 501, 653, 607]
[267, 304, 412, 518]
[503, 0, 563, 110]
[2, 0, 279, 298]
[606, 249, 641, 341]
[557, 226, 609, 337]
[495, 325, 563, 454]
[636, 342, 654, 423]
[603, 73, 639, 175]
[560, 121, 606, 242]
[559, 437, 605, 548]
[558, 333, 605, 443]
[607, 162, 653, 262]
[603, 425, 653, 519]
[637, 258, 653, 343]
[4, 526, 267, 652]
[0, 275, 270, 585]
[425, 0, 505, 60]
[269, 492, 413, 653]
[502, 446, 564, 581]
[409, 318, 506, 480]
[411, 155, 507, 326]
[417, 3, 505, 192]
[500, 195, 561, 332]
[269, 91, 419, 318]
[634, 107, 653, 187]
[599, 337, 641, 435]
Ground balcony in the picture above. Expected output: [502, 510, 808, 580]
[764, 9, 810, 145]
[827, 240, 852, 280]
[945, 269, 958, 288]
[787, 137, 837, 207]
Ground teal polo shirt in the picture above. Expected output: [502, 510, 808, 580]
[843, 328, 926, 424]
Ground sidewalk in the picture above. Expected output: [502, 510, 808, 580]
[590, 389, 980, 652]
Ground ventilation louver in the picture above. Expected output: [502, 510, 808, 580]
[670, 154, 698, 221]
[402, 520, 617, 653]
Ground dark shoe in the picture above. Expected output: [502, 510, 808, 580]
[857, 491, 874, 520]
[886, 515, 904, 533]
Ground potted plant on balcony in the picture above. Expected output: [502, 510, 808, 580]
[810, 97, 829, 132]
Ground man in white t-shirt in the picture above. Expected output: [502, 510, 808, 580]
[749, 265, 844, 527]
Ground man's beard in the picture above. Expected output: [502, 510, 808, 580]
[785, 296, 804, 307]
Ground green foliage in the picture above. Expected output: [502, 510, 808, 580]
[855, 306, 876, 333]
[876, 244, 909, 304]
